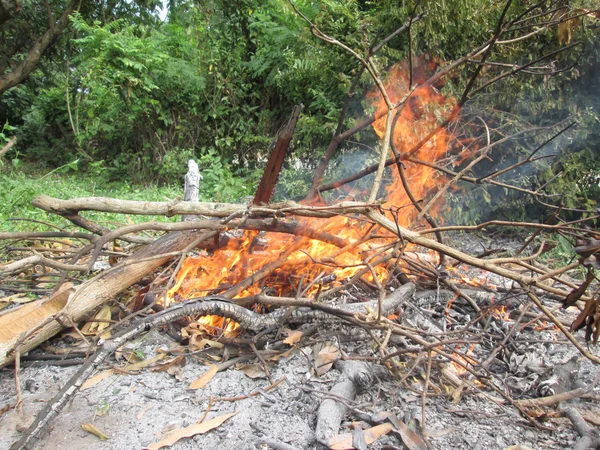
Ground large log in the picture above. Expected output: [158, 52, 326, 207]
[32, 194, 243, 218]
[0, 229, 203, 368]
[31, 195, 375, 219]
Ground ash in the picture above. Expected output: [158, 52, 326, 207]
[1, 233, 598, 450]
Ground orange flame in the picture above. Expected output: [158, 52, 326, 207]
[370, 59, 459, 223]
[165, 59, 469, 333]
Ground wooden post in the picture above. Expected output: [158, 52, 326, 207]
[183, 159, 201, 221]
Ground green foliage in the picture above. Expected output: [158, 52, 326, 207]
[0, 0, 599, 226]
[0, 164, 182, 232]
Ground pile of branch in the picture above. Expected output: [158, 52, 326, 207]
[2, 3, 600, 448]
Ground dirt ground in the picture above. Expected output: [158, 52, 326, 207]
[2, 325, 599, 449]
[1, 234, 599, 449]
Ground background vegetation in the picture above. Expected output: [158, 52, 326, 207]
[0, 0, 598, 228]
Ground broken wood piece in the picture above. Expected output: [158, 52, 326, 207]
[563, 406, 600, 450]
[315, 360, 388, 446]
[253, 104, 303, 205]
[0, 229, 205, 368]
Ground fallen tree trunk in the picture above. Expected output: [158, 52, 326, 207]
[0, 229, 204, 368]
[31, 195, 375, 219]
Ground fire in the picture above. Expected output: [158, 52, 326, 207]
[492, 305, 511, 322]
[449, 343, 478, 376]
[370, 58, 459, 223]
[164, 58, 466, 334]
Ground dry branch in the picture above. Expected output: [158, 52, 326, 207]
[9, 286, 415, 449]
[0, 135, 17, 158]
[0, 229, 204, 368]
[31, 195, 379, 219]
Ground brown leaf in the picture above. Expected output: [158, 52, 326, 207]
[152, 355, 186, 371]
[268, 347, 294, 362]
[82, 354, 166, 391]
[283, 329, 304, 345]
[144, 411, 238, 450]
[564, 270, 594, 307]
[329, 423, 393, 449]
[571, 296, 600, 344]
[81, 370, 115, 391]
[81, 305, 112, 338]
[81, 423, 109, 441]
[0, 293, 33, 311]
[189, 364, 218, 389]
[239, 364, 266, 379]
[314, 342, 340, 376]
[389, 416, 428, 450]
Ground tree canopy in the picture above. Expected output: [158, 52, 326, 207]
[0, 0, 598, 220]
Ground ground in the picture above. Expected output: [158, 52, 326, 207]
[1, 233, 599, 449]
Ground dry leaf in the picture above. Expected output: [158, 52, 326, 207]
[192, 339, 224, 350]
[314, 342, 340, 376]
[144, 411, 238, 450]
[81, 423, 109, 441]
[389, 417, 428, 450]
[82, 354, 166, 391]
[137, 405, 152, 420]
[283, 329, 303, 345]
[189, 364, 218, 389]
[81, 370, 115, 391]
[564, 270, 594, 307]
[329, 423, 393, 449]
[0, 293, 34, 311]
[239, 364, 266, 379]
[151, 355, 186, 380]
[81, 305, 112, 339]
[119, 354, 166, 373]
[451, 381, 466, 403]
[268, 348, 294, 362]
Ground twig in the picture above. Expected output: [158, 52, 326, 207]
[422, 350, 432, 433]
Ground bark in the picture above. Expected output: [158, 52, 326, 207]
[253, 105, 303, 205]
[0, 0, 77, 95]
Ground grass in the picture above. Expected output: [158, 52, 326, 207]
[0, 165, 184, 233]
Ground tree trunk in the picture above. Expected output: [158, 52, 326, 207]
[0, 0, 77, 95]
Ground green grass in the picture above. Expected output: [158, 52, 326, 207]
[0, 166, 184, 233]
